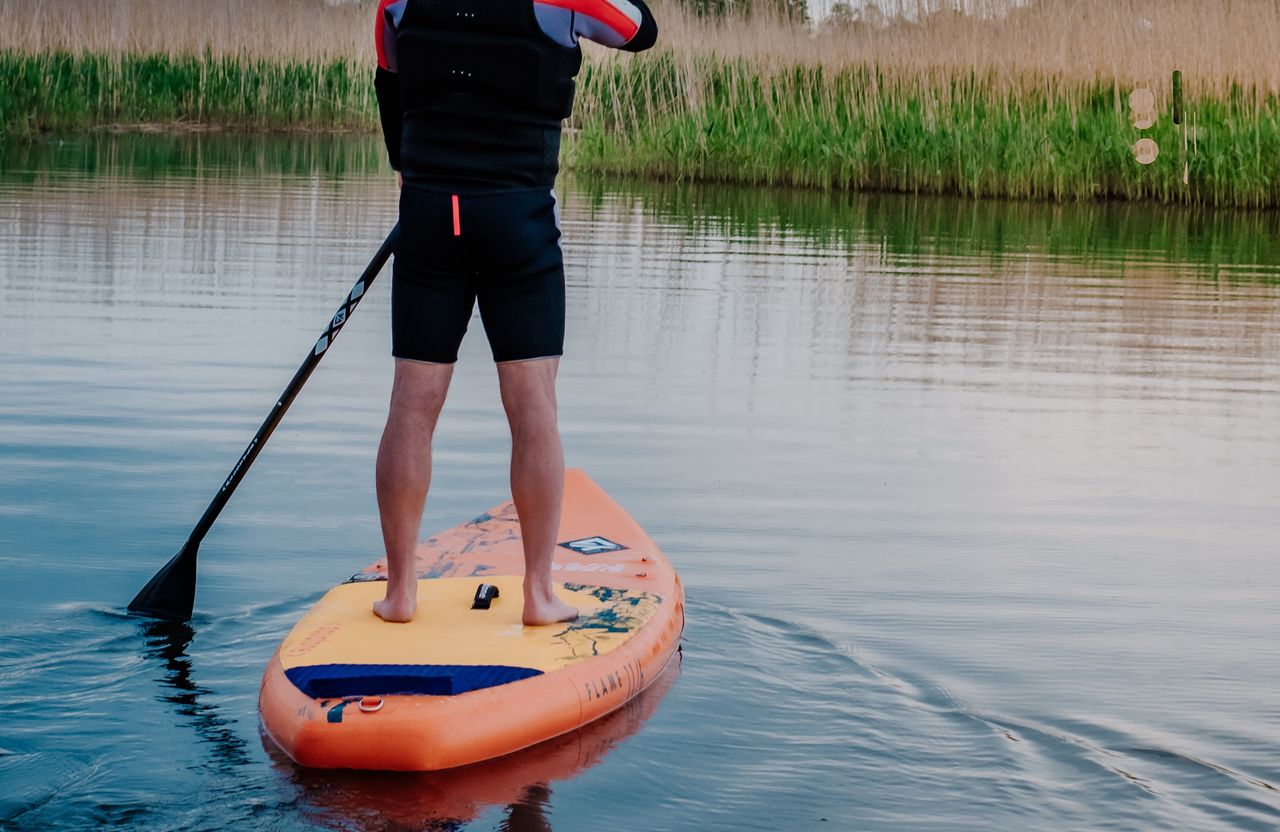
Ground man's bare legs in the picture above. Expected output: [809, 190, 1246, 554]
[374, 354, 574, 625]
[373, 358, 453, 622]
[497, 357, 578, 626]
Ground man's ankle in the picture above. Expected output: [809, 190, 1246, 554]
[386, 575, 418, 600]
[523, 576, 556, 602]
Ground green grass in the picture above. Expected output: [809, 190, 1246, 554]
[5, 48, 1280, 208]
[571, 55, 1280, 208]
[0, 51, 376, 134]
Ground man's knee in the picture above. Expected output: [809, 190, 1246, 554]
[508, 409, 559, 448]
[497, 358, 559, 439]
[386, 358, 458, 435]
[504, 387, 558, 439]
[390, 358, 453, 417]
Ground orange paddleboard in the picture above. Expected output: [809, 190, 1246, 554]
[259, 469, 684, 770]
[266, 663, 680, 825]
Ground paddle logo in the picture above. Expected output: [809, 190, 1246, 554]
[558, 536, 627, 556]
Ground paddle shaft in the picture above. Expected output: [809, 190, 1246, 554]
[128, 225, 399, 619]
[189, 225, 399, 543]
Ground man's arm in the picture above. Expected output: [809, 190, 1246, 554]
[535, 0, 658, 53]
[373, 0, 407, 172]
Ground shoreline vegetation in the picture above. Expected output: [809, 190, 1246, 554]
[4, 0, 1280, 207]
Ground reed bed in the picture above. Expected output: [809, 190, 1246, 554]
[0, 0, 371, 59]
[0, 52, 375, 133]
[571, 53, 1280, 206]
[657, 0, 1280, 98]
[0, 0, 377, 133]
[4, 0, 1280, 206]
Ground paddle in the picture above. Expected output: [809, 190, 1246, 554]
[128, 225, 400, 621]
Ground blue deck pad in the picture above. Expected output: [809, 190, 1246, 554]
[285, 663, 543, 698]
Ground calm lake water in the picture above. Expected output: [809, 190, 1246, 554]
[2, 134, 1279, 831]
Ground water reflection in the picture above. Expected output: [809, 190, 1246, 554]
[574, 174, 1280, 280]
[3, 133, 1280, 830]
[560, 177, 1280, 414]
[140, 619, 253, 773]
[0, 132, 386, 181]
[270, 662, 679, 831]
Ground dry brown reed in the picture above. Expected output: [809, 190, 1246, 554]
[7, 0, 1280, 97]
[648, 0, 1280, 98]
[0, 0, 376, 62]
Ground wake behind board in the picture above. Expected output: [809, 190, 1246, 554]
[259, 470, 684, 771]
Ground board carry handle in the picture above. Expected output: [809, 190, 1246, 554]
[472, 583, 500, 610]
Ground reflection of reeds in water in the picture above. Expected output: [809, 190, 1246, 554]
[6, 133, 1280, 393]
[576, 175, 1280, 280]
[9, 131, 1280, 282]
[0, 130, 387, 178]
[564, 185, 1280, 402]
[4, 0, 1280, 205]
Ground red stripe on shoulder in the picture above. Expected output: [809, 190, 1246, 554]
[538, 0, 639, 41]
[374, 0, 398, 70]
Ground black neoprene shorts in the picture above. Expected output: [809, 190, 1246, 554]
[391, 185, 565, 364]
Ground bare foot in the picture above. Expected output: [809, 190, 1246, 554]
[522, 585, 578, 627]
[373, 588, 416, 623]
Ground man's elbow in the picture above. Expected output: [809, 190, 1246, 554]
[625, 13, 658, 52]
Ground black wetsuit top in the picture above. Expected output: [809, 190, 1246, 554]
[374, 0, 657, 190]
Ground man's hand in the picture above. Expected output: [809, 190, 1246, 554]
[397, 171, 403, 189]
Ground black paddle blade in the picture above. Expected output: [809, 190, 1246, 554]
[128, 541, 198, 621]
